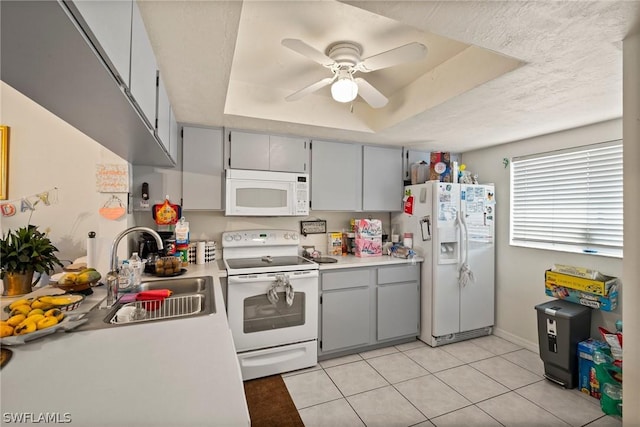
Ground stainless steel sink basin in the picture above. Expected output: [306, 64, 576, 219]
[71, 276, 216, 331]
[137, 276, 209, 295]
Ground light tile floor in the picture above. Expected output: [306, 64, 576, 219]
[282, 336, 622, 427]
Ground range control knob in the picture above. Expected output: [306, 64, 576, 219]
[224, 234, 233, 242]
[233, 234, 242, 241]
[283, 233, 290, 240]
[291, 233, 298, 240]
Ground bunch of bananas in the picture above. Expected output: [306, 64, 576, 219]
[58, 268, 101, 286]
[1, 298, 67, 337]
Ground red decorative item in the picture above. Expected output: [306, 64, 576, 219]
[404, 195, 414, 215]
[152, 198, 181, 225]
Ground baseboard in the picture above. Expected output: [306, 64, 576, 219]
[493, 327, 539, 353]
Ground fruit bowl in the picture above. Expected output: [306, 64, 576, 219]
[50, 269, 101, 293]
[3, 294, 85, 314]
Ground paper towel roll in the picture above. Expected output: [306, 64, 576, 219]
[196, 241, 206, 265]
[87, 231, 97, 269]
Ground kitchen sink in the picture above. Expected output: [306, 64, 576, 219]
[70, 276, 216, 332]
[138, 276, 210, 295]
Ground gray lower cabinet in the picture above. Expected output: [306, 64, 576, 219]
[319, 263, 420, 357]
[377, 282, 419, 340]
[378, 264, 420, 341]
[321, 288, 370, 353]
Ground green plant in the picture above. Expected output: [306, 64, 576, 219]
[0, 225, 63, 278]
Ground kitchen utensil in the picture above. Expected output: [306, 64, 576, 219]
[313, 257, 338, 264]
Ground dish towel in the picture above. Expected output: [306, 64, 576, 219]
[267, 274, 295, 307]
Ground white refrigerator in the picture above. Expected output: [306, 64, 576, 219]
[393, 181, 496, 346]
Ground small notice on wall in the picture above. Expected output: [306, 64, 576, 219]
[96, 164, 129, 193]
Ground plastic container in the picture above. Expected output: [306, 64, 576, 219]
[118, 260, 132, 291]
[594, 348, 623, 416]
[403, 233, 413, 249]
[129, 252, 142, 288]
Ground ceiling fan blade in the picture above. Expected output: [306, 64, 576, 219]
[281, 38, 334, 67]
[358, 42, 427, 72]
[285, 76, 335, 101]
[355, 78, 388, 108]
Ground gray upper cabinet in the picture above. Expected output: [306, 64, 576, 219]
[1, 1, 173, 167]
[228, 131, 270, 170]
[130, 2, 158, 129]
[182, 126, 224, 210]
[67, 0, 133, 88]
[362, 146, 403, 212]
[227, 130, 308, 173]
[169, 107, 179, 163]
[311, 140, 362, 211]
[156, 72, 171, 153]
[269, 135, 309, 172]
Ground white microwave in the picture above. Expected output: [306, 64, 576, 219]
[225, 169, 309, 216]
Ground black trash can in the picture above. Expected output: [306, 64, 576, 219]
[535, 299, 591, 388]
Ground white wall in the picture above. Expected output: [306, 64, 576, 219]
[462, 119, 623, 350]
[0, 82, 132, 281]
[622, 30, 639, 427]
[135, 210, 392, 257]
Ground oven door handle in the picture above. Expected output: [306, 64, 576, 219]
[228, 271, 318, 284]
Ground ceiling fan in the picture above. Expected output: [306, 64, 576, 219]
[281, 38, 427, 108]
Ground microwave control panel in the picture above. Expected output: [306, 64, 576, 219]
[295, 175, 309, 215]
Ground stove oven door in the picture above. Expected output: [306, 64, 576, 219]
[227, 270, 318, 352]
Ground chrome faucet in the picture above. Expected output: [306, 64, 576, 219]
[104, 226, 164, 308]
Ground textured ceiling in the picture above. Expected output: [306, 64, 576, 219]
[138, 0, 640, 153]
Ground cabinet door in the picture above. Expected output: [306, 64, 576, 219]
[377, 281, 419, 341]
[228, 131, 269, 170]
[129, 1, 158, 128]
[321, 288, 370, 353]
[168, 107, 179, 163]
[362, 146, 403, 212]
[182, 126, 224, 210]
[310, 141, 362, 211]
[402, 148, 430, 182]
[156, 72, 171, 152]
[269, 135, 308, 173]
[70, 0, 132, 88]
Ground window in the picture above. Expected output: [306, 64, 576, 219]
[510, 141, 623, 257]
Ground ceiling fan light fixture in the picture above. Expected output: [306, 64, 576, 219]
[331, 77, 358, 103]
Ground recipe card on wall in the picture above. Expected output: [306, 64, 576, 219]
[96, 164, 129, 193]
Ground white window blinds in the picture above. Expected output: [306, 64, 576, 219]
[510, 141, 623, 257]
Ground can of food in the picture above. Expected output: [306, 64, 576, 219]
[164, 239, 176, 255]
[178, 248, 189, 267]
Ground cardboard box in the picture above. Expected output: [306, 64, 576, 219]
[545, 270, 619, 296]
[327, 232, 343, 256]
[429, 152, 452, 182]
[578, 339, 610, 399]
[354, 219, 382, 238]
[544, 282, 618, 311]
[355, 237, 382, 257]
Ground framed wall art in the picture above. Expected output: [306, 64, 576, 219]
[0, 125, 9, 200]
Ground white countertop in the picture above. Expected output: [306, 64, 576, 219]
[315, 254, 423, 270]
[0, 266, 249, 427]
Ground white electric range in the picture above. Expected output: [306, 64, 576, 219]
[222, 229, 319, 380]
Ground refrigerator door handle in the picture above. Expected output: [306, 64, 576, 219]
[458, 213, 474, 287]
